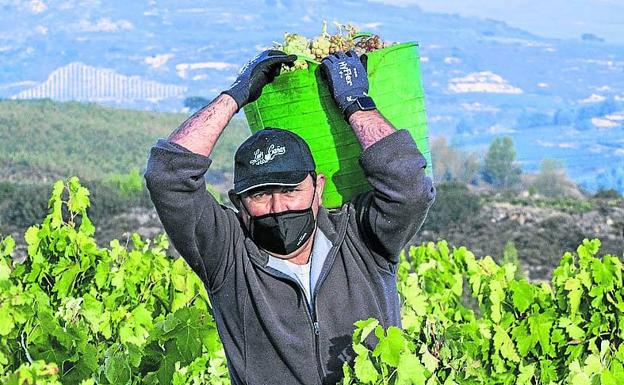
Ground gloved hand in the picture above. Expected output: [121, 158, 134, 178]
[320, 50, 371, 119]
[222, 50, 297, 112]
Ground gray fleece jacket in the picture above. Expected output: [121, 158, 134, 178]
[144, 129, 435, 385]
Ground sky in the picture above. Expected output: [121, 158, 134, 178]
[369, 0, 624, 44]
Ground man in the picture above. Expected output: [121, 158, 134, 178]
[144, 49, 435, 385]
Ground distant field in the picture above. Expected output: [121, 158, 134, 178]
[0, 99, 250, 183]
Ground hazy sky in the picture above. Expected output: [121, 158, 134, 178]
[370, 0, 624, 43]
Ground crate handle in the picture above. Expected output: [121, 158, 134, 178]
[352, 32, 374, 39]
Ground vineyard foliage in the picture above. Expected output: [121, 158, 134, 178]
[0, 177, 228, 384]
[342, 238, 624, 385]
[1, 177, 623, 384]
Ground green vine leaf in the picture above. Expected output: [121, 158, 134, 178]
[104, 348, 132, 385]
[354, 351, 378, 384]
[395, 353, 426, 385]
[528, 312, 553, 356]
[372, 326, 405, 367]
[493, 325, 520, 363]
[510, 280, 534, 313]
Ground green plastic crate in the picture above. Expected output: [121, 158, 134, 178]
[243, 41, 432, 208]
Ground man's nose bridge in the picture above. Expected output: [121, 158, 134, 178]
[270, 192, 287, 213]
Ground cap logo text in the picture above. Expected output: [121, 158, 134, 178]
[250, 144, 286, 166]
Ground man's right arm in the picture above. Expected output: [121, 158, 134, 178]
[144, 50, 296, 291]
[143, 94, 241, 291]
[168, 94, 238, 157]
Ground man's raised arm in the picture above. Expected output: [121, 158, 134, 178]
[168, 94, 238, 157]
[144, 50, 296, 291]
[321, 51, 436, 263]
[168, 49, 296, 156]
[143, 93, 238, 291]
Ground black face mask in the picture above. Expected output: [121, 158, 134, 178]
[247, 207, 316, 255]
[240, 183, 317, 256]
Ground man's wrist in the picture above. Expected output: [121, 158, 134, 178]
[219, 92, 240, 114]
[343, 96, 376, 120]
[220, 87, 245, 113]
[348, 110, 378, 126]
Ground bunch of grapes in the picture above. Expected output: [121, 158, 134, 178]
[56, 297, 83, 324]
[272, 21, 396, 73]
[355, 35, 384, 52]
[329, 34, 354, 54]
[280, 32, 313, 71]
[310, 22, 331, 61]
[329, 22, 356, 54]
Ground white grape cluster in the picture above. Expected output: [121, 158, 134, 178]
[282, 33, 313, 71]
[311, 35, 331, 60]
[310, 20, 332, 60]
[273, 21, 395, 73]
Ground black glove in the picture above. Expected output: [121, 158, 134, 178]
[320, 50, 374, 120]
[222, 50, 297, 112]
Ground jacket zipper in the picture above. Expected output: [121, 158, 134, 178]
[308, 210, 350, 384]
[291, 279, 325, 383]
[310, 303, 324, 383]
[261, 269, 324, 384]
[304, 295, 325, 384]
[259, 207, 350, 385]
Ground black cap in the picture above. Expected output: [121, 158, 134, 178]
[234, 128, 316, 194]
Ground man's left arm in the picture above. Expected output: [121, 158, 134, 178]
[349, 109, 436, 262]
[320, 50, 435, 262]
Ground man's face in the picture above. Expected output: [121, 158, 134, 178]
[238, 173, 325, 226]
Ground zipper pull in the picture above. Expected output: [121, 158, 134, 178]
[313, 322, 320, 335]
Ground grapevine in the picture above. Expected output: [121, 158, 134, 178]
[341, 239, 624, 385]
[1, 177, 623, 384]
[0, 177, 228, 384]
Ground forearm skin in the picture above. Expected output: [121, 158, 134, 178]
[348, 109, 396, 150]
[168, 93, 238, 157]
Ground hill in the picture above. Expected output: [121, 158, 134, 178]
[0, 99, 249, 184]
[418, 185, 624, 280]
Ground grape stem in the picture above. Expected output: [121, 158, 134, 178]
[21, 331, 33, 364]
